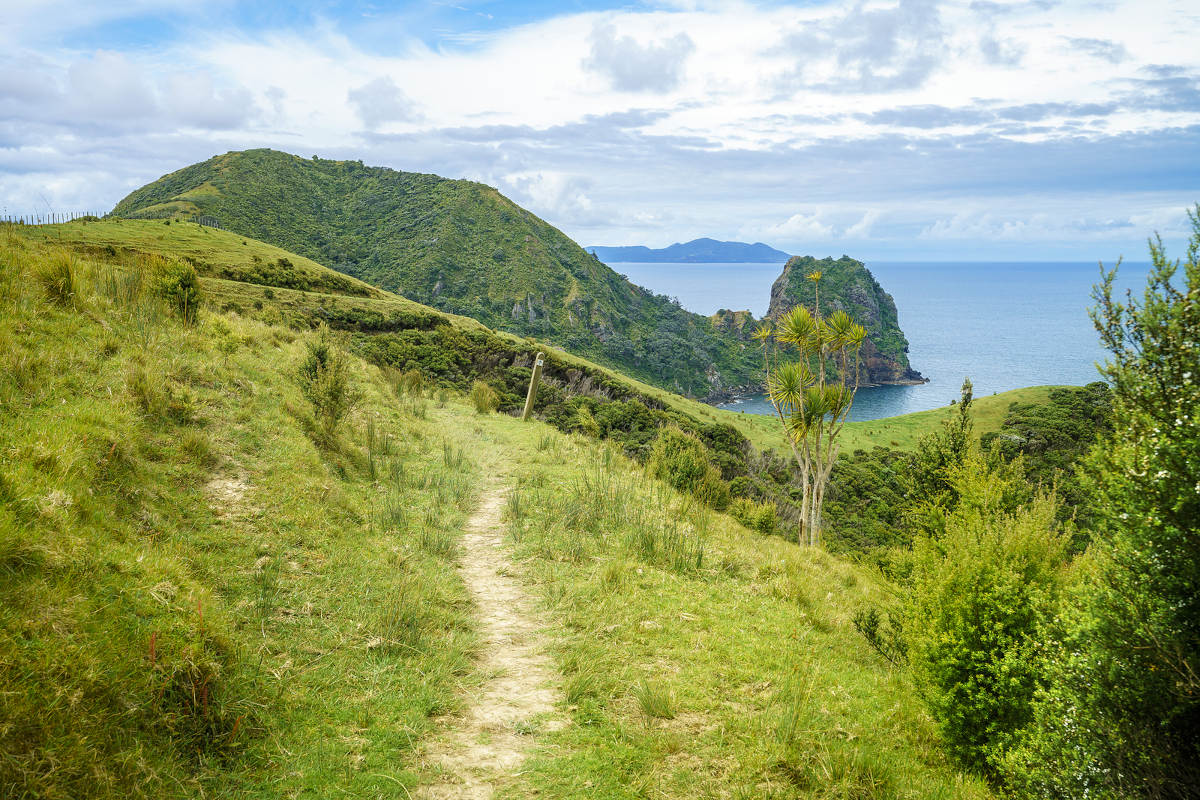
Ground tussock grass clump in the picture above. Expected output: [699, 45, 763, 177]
[632, 679, 676, 720]
[35, 249, 78, 305]
[469, 380, 500, 414]
[158, 260, 201, 323]
[648, 426, 730, 511]
[729, 497, 778, 534]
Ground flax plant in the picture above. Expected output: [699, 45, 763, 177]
[755, 271, 867, 546]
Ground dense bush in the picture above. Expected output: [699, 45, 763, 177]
[906, 454, 1068, 775]
[647, 428, 731, 511]
[1003, 213, 1200, 799]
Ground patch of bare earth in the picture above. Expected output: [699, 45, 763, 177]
[417, 488, 564, 799]
[204, 474, 252, 518]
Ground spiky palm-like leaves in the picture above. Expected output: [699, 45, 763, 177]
[761, 276, 867, 546]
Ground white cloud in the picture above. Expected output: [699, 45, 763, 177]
[347, 76, 421, 129]
[66, 51, 158, 120]
[584, 23, 696, 93]
[845, 210, 883, 238]
[764, 212, 835, 240]
[0, 1, 1197, 259]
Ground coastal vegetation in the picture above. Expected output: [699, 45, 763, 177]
[3, 200, 1193, 799]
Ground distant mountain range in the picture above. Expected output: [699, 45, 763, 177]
[588, 238, 790, 263]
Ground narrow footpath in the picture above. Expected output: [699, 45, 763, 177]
[417, 487, 563, 799]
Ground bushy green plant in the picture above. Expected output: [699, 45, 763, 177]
[1003, 208, 1200, 799]
[648, 427, 730, 511]
[159, 260, 201, 324]
[905, 453, 1068, 775]
[729, 497, 776, 534]
[469, 380, 499, 414]
[901, 377, 975, 538]
[297, 324, 358, 438]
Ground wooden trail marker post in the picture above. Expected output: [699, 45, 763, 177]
[521, 352, 545, 421]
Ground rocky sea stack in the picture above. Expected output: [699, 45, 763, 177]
[767, 255, 926, 386]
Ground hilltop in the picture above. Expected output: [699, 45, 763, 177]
[109, 149, 762, 399]
[588, 237, 790, 263]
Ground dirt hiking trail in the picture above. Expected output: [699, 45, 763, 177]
[417, 486, 563, 799]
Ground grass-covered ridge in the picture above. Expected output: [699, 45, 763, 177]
[109, 148, 763, 398]
[0, 221, 994, 798]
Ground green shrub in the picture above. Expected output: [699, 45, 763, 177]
[297, 324, 358, 438]
[575, 405, 601, 437]
[905, 454, 1068, 774]
[159, 261, 201, 324]
[648, 427, 732, 512]
[729, 497, 776, 534]
[1004, 212, 1200, 799]
[469, 380, 499, 414]
[696, 469, 730, 511]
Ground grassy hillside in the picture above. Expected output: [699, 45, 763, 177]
[109, 149, 762, 398]
[0, 221, 992, 798]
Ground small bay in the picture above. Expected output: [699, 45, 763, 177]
[613, 259, 1148, 421]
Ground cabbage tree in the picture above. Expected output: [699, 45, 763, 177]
[756, 272, 867, 546]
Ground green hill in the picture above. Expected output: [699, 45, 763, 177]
[0, 219, 992, 799]
[109, 149, 762, 398]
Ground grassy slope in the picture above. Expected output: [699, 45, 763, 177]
[452, 417, 991, 799]
[1, 222, 992, 799]
[107, 149, 761, 397]
[1, 227, 485, 797]
[23, 218, 1060, 459]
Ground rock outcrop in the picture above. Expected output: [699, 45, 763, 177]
[766, 255, 925, 386]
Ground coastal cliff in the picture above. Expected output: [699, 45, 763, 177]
[767, 255, 925, 386]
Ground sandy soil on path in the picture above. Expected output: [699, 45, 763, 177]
[416, 487, 563, 799]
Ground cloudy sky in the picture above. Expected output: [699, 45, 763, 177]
[1, 0, 1197, 259]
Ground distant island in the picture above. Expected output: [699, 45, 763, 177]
[588, 237, 790, 263]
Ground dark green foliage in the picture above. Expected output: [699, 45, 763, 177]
[981, 383, 1112, 483]
[823, 446, 907, 554]
[851, 606, 907, 667]
[906, 455, 1068, 775]
[159, 261, 201, 324]
[982, 382, 1112, 538]
[297, 325, 357, 438]
[111, 149, 762, 397]
[1004, 211, 1200, 799]
[901, 378, 975, 538]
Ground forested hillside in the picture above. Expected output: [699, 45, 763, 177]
[110, 149, 761, 398]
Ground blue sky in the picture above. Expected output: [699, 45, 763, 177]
[2, 0, 1198, 260]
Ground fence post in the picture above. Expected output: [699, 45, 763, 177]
[521, 352, 545, 421]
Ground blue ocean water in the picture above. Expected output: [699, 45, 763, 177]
[613, 260, 1147, 421]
